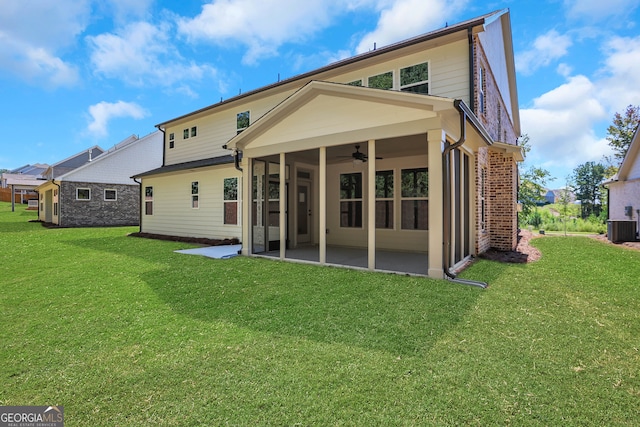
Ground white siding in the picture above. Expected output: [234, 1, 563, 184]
[140, 165, 242, 240]
[164, 90, 297, 166]
[608, 179, 640, 221]
[63, 132, 163, 185]
[163, 38, 470, 165]
[478, 18, 512, 118]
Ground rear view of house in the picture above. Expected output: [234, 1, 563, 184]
[37, 131, 163, 227]
[136, 9, 523, 279]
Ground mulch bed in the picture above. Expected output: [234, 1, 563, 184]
[129, 232, 239, 247]
[479, 230, 542, 264]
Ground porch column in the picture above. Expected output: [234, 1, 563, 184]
[367, 139, 376, 270]
[279, 153, 286, 260]
[319, 146, 326, 264]
[241, 157, 251, 255]
[428, 130, 445, 279]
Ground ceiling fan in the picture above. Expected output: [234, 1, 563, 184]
[338, 145, 383, 163]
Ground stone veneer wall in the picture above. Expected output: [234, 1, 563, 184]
[59, 181, 140, 227]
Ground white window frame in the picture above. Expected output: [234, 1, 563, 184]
[169, 132, 175, 149]
[191, 181, 199, 209]
[104, 189, 117, 201]
[367, 71, 394, 90]
[479, 66, 486, 114]
[145, 186, 153, 215]
[400, 168, 428, 230]
[399, 61, 430, 94]
[223, 177, 239, 225]
[190, 126, 197, 138]
[237, 111, 250, 134]
[76, 188, 91, 201]
[339, 172, 363, 228]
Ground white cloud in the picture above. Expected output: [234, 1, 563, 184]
[0, 0, 89, 87]
[355, 0, 468, 54]
[87, 21, 217, 89]
[87, 101, 148, 137]
[521, 75, 609, 171]
[564, 0, 640, 21]
[597, 36, 640, 108]
[516, 30, 573, 75]
[177, 0, 340, 64]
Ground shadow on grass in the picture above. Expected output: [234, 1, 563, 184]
[68, 235, 482, 357]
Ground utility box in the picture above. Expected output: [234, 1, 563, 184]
[608, 220, 637, 243]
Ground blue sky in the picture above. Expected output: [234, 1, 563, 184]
[1, 0, 639, 186]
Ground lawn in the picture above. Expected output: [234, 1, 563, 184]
[1, 202, 639, 425]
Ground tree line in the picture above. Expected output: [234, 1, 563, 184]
[519, 105, 640, 230]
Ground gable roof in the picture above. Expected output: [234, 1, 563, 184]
[617, 125, 640, 181]
[604, 125, 640, 185]
[156, 9, 515, 129]
[52, 131, 163, 184]
[44, 145, 105, 178]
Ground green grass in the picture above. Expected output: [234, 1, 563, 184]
[2, 202, 639, 425]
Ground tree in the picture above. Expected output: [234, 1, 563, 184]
[557, 177, 574, 237]
[606, 105, 640, 164]
[572, 162, 606, 219]
[518, 134, 554, 221]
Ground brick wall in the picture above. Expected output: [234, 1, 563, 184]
[59, 181, 140, 227]
[473, 37, 519, 252]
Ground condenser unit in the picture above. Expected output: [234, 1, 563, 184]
[607, 220, 637, 243]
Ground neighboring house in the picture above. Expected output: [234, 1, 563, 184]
[603, 125, 640, 240]
[544, 190, 555, 204]
[36, 131, 163, 227]
[135, 9, 523, 279]
[1, 164, 49, 208]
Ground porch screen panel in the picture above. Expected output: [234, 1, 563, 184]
[401, 168, 428, 230]
[464, 153, 471, 257]
[375, 170, 394, 229]
[454, 149, 462, 263]
[340, 173, 362, 228]
[252, 160, 266, 253]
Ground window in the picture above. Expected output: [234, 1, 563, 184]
[340, 173, 362, 228]
[104, 189, 117, 201]
[478, 66, 486, 114]
[169, 133, 175, 149]
[497, 104, 502, 141]
[401, 168, 428, 230]
[376, 170, 394, 229]
[191, 126, 197, 137]
[76, 188, 91, 200]
[368, 71, 393, 90]
[237, 111, 250, 134]
[54, 203, 58, 216]
[347, 80, 363, 86]
[400, 62, 429, 94]
[224, 178, 238, 225]
[145, 186, 153, 215]
[183, 129, 189, 139]
[191, 181, 199, 209]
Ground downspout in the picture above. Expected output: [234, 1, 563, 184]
[223, 144, 243, 172]
[156, 126, 166, 167]
[134, 177, 142, 232]
[442, 100, 488, 288]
